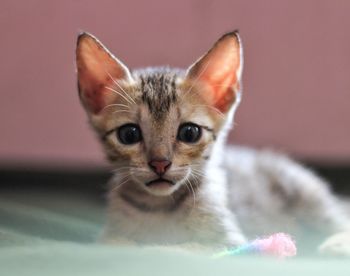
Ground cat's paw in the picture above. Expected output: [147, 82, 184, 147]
[319, 231, 350, 256]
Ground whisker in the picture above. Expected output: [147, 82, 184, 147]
[192, 172, 206, 181]
[106, 72, 136, 105]
[111, 166, 139, 173]
[191, 104, 225, 118]
[183, 181, 192, 205]
[191, 166, 204, 172]
[190, 165, 204, 172]
[192, 171, 205, 183]
[104, 86, 134, 106]
[130, 167, 150, 173]
[113, 170, 130, 175]
[186, 178, 196, 210]
[169, 167, 188, 172]
[189, 180, 196, 202]
[111, 175, 130, 192]
[102, 103, 131, 110]
[113, 173, 131, 180]
[182, 171, 197, 211]
[191, 173, 203, 185]
[191, 172, 204, 180]
[112, 110, 134, 114]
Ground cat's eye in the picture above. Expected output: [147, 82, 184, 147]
[177, 123, 202, 143]
[117, 124, 142, 145]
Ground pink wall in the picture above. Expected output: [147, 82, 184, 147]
[1, 0, 350, 168]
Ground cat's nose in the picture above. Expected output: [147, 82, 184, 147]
[148, 159, 172, 176]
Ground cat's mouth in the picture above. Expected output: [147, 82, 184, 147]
[145, 178, 175, 187]
[144, 178, 176, 195]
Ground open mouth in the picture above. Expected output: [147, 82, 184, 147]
[145, 178, 174, 187]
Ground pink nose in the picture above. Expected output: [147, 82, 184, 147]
[148, 159, 172, 176]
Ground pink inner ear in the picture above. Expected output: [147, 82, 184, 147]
[209, 73, 237, 112]
[79, 74, 110, 114]
[198, 62, 238, 113]
[186, 33, 241, 113]
[78, 59, 120, 114]
[77, 34, 130, 114]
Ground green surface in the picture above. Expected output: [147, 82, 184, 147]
[1, 178, 350, 276]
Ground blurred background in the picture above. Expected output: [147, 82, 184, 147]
[0, 1, 350, 263]
[0, 0, 349, 184]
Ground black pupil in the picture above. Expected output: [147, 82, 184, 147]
[118, 124, 142, 144]
[178, 124, 201, 143]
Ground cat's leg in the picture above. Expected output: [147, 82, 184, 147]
[319, 230, 350, 255]
[99, 226, 245, 254]
[257, 151, 350, 255]
[98, 208, 246, 252]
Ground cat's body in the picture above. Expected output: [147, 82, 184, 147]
[76, 32, 350, 255]
[103, 143, 350, 250]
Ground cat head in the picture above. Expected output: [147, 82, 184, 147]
[76, 31, 243, 197]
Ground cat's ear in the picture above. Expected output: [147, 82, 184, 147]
[185, 31, 242, 113]
[76, 32, 133, 114]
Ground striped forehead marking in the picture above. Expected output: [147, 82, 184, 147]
[140, 72, 178, 119]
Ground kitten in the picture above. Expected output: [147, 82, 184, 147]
[76, 31, 350, 255]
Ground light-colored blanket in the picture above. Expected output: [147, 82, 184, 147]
[1, 186, 349, 276]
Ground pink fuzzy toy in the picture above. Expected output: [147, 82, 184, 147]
[214, 233, 297, 258]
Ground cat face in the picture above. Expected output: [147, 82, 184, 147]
[76, 32, 242, 196]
